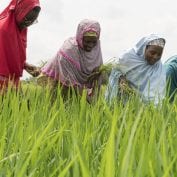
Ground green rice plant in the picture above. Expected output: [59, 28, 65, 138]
[0, 83, 177, 176]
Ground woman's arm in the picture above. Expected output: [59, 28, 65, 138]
[24, 62, 41, 77]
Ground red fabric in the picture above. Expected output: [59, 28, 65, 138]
[0, 0, 40, 81]
[0, 75, 20, 92]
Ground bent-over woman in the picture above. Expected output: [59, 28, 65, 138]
[105, 34, 166, 105]
[38, 19, 103, 102]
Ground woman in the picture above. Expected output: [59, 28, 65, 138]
[164, 55, 177, 102]
[0, 0, 41, 91]
[105, 34, 166, 105]
[39, 19, 103, 102]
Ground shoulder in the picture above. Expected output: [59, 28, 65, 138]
[165, 63, 177, 78]
[61, 37, 79, 51]
[165, 55, 177, 65]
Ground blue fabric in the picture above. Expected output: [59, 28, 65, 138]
[105, 34, 166, 105]
[105, 67, 122, 104]
[164, 55, 177, 102]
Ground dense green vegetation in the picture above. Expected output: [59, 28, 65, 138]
[0, 85, 177, 177]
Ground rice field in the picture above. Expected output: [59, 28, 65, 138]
[0, 84, 177, 177]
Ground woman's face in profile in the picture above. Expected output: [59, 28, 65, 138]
[18, 6, 41, 30]
[144, 45, 163, 65]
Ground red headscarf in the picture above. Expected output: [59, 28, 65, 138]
[0, 0, 40, 79]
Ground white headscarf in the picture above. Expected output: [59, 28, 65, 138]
[118, 34, 166, 104]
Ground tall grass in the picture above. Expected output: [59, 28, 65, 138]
[0, 84, 177, 177]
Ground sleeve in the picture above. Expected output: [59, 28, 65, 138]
[165, 64, 177, 102]
[105, 68, 123, 104]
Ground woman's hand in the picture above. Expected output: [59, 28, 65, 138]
[119, 75, 134, 95]
[24, 63, 41, 77]
[119, 75, 128, 89]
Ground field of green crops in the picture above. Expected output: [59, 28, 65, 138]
[0, 84, 177, 177]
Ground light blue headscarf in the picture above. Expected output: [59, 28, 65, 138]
[105, 34, 166, 104]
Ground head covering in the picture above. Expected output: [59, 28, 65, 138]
[148, 38, 165, 48]
[0, 0, 40, 79]
[41, 19, 103, 88]
[76, 19, 100, 48]
[83, 31, 97, 37]
[117, 34, 166, 104]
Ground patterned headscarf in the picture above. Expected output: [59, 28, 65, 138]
[83, 31, 97, 37]
[148, 38, 165, 48]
